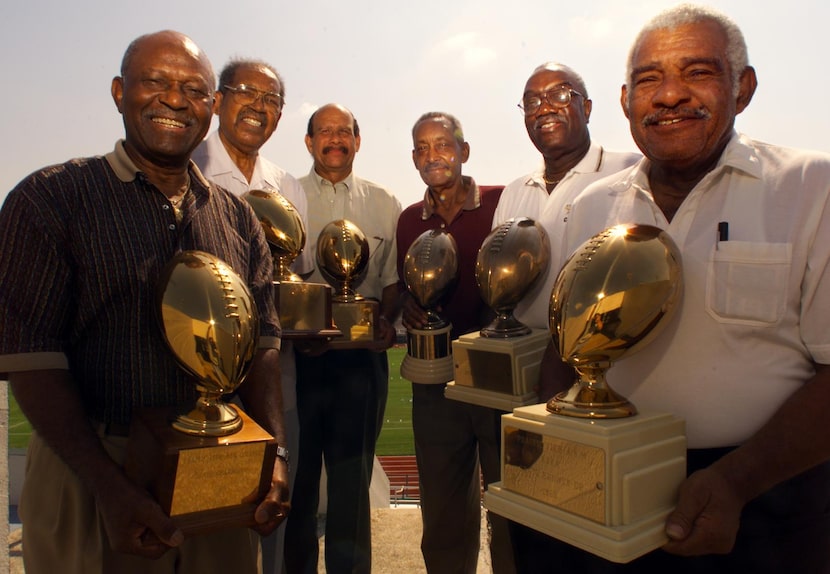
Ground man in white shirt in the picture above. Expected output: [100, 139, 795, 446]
[494, 62, 640, 333]
[285, 103, 401, 574]
[192, 58, 311, 574]
[536, 5, 830, 573]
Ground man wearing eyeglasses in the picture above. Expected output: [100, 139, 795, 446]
[192, 58, 310, 574]
[494, 63, 640, 338]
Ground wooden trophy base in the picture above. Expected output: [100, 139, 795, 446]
[327, 300, 387, 350]
[125, 407, 277, 537]
[484, 403, 685, 563]
[447, 329, 548, 410]
[274, 281, 341, 340]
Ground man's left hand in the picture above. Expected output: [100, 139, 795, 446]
[662, 466, 743, 556]
[251, 456, 291, 536]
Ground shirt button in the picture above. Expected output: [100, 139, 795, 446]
[168, 224, 176, 231]
[162, 204, 170, 211]
[440, 223, 446, 229]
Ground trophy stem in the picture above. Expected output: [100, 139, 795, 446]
[546, 363, 637, 419]
[173, 388, 243, 436]
[274, 254, 302, 283]
[480, 311, 531, 338]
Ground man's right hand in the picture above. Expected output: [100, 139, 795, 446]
[96, 476, 183, 559]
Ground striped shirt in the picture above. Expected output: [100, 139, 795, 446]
[0, 141, 279, 424]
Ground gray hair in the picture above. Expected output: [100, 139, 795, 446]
[626, 4, 749, 96]
[218, 58, 285, 99]
[412, 112, 465, 145]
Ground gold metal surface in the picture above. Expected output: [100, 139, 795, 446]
[503, 425, 606, 523]
[548, 224, 682, 418]
[158, 250, 258, 436]
[476, 217, 550, 338]
[244, 189, 306, 282]
[403, 229, 459, 329]
[316, 219, 370, 302]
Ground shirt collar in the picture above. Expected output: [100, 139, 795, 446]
[420, 175, 480, 220]
[105, 139, 212, 192]
[526, 142, 606, 187]
[307, 165, 356, 193]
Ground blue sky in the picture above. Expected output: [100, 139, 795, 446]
[1, 0, 827, 209]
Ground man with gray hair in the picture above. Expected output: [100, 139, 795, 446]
[192, 57, 310, 574]
[524, 4, 830, 572]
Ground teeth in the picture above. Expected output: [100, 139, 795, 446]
[242, 117, 262, 127]
[153, 117, 185, 128]
[657, 118, 683, 126]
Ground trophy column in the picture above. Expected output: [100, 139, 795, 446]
[485, 224, 687, 563]
[399, 229, 458, 384]
[446, 217, 550, 410]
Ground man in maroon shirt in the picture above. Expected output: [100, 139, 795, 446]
[396, 112, 513, 573]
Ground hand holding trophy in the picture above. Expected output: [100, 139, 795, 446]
[400, 228, 459, 384]
[486, 224, 688, 563]
[126, 251, 277, 535]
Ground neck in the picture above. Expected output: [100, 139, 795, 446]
[542, 139, 591, 192]
[219, 132, 258, 183]
[123, 141, 191, 197]
[314, 165, 352, 185]
[429, 177, 469, 225]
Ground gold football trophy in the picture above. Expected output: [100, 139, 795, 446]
[244, 189, 340, 339]
[447, 217, 551, 410]
[126, 251, 277, 535]
[316, 219, 384, 348]
[400, 229, 459, 384]
[485, 224, 687, 563]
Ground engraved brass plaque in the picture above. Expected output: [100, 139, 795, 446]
[503, 425, 606, 523]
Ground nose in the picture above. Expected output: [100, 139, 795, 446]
[651, 72, 691, 108]
[158, 83, 188, 109]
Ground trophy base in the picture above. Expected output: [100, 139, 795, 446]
[274, 281, 341, 340]
[125, 407, 277, 536]
[328, 300, 386, 350]
[445, 382, 537, 411]
[400, 324, 453, 384]
[450, 329, 548, 407]
[486, 403, 685, 563]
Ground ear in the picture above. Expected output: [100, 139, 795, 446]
[460, 141, 470, 164]
[620, 84, 631, 120]
[411, 149, 418, 168]
[212, 91, 223, 115]
[304, 133, 314, 154]
[735, 66, 757, 115]
[354, 134, 361, 153]
[582, 98, 593, 123]
[111, 76, 124, 113]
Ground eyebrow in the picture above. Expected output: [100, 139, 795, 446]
[631, 56, 725, 77]
[523, 82, 572, 97]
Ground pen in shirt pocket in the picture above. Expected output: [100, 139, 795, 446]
[716, 221, 729, 249]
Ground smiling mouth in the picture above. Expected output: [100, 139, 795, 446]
[152, 117, 186, 129]
[242, 117, 263, 127]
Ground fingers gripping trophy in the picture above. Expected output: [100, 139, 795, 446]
[400, 228, 459, 384]
[485, 224, 688, 563]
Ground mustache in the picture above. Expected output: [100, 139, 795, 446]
[423, 161, 451, 171]
[534, 113, 564, 129]
[642, 107, 711, 126]
[323, 145, 349, 155]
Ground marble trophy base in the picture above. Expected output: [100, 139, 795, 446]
[327, 300, 387, 350]
[484, 403, 686, 563]
[274, 280, 341, 340]
[126, 407, 277, 537]
[446, 329, 548, 410]
[400, 324, 453, 384]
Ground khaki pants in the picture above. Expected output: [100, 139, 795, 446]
[20, 431, 262, 574]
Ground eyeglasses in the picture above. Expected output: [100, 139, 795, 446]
[222, 84, 283, 110]
[518, 86, 584, 116]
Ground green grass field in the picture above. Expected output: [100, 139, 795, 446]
[7, 345, 415, 454]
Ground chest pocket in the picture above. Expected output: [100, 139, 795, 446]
[706, 241, 791, 325]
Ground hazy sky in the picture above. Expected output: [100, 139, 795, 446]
[2, 0, 827, 210]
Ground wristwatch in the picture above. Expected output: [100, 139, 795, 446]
[275, 445, 290, 469]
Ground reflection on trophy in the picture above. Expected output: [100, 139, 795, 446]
[316, 219, 383, 348]
[399, 229, 458, 384]
[447, 217, 551, 410]
[244, 189, 339, 339]
[485, 224, 688, 563]
[126, 251, 277, 535]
